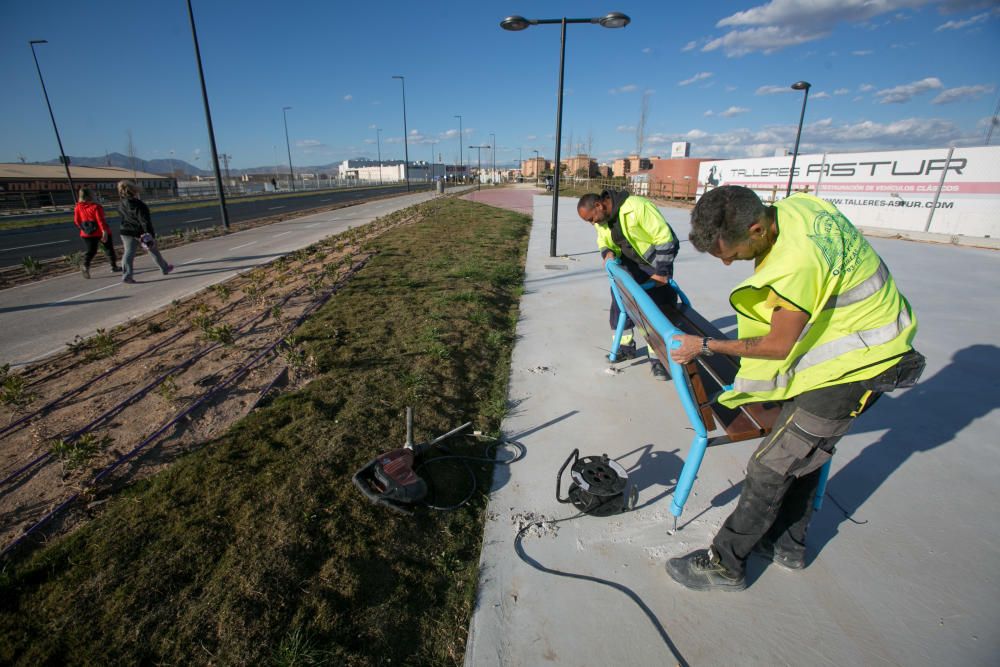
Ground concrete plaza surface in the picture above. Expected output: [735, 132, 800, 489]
[464, 189, 999, 666]
[0, 189, 450, 366]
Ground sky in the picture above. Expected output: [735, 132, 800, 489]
[3, 1, 999, 170]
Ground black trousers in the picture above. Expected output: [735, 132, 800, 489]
[712, 379, 881, 575]
[82, 235, 118, 268]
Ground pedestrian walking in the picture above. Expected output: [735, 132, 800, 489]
[116, 180, 173, 284]
[73, 188, 120, 278]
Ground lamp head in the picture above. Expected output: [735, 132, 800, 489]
[283, 106, 292, 111]
[29, 39, 48, 45]
[598, 12, 630, 28]
[791, 81, 811, 91]
[500, 15, 531, 31]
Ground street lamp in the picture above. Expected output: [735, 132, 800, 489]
[501, 12, 631, 257]
[469, 145, 489, 191]
[429, 141, 437, 181]
[392, 75, 410, 192]
[376, 127, 383, 186]
[282, 106, 295, 192]
[454, 114, 463, 179]
[28, 40, 75, 204]
[185, 0, 230, 228]
[532, 149, 540, 185]
[786, 80, 811, 197]
[518, 147, 522, 182]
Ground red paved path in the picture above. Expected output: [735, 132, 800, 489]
[460, 188, 536, 216]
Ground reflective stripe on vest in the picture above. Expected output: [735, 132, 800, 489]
[734, 306, 913, 393]
[799, 260, 890, 339]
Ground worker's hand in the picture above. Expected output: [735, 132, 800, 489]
[648, 274, 668, 285]
[670, 334, 702, 364]
[101, 232, 109, 243]
[603, 253, 619, 266]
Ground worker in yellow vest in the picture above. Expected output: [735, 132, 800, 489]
[665, 185, 925, 592]
[577, 190, 680, 379]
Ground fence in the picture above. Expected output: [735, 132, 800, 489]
[555, 176, 698, 202]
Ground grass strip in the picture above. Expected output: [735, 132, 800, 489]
[0, 196, 530, 666]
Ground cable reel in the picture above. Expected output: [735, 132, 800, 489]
[556, 449, 637, 516]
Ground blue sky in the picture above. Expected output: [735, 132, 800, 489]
[3, 1, 999, 170]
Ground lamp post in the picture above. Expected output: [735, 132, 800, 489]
[518, 147, 523, 182]
[469, 145, 489, 191]
[454, 114, 463, 180]
[392, 75, 410, 192]
[532, 149, 540, 184]
[501, 12, 631, 257]
[429, 141, 437, 181]
[282, 106, 295, 192]
[185, 0, 230, 228]
[786, 80, 811, 197]
[376, 127, 383, 186]
[28, 40, 75, 204]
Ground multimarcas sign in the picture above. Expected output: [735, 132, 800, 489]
[697, 146, 1000, 237]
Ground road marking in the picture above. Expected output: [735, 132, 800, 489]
[230, 241, 257, 250]
[53, 282, 120, 304]
[0, 240, 70, 253]
[320, 199, 331, 202]
[273, 231, 293, 238]
[268, 205, 286, 210]
[306, 222, 321, 228]
[185, 217, 212, 223]
[180, 257, 204, 265]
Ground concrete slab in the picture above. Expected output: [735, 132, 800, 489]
[465, 194, 1000, 666]
[0, 190, 449, 366]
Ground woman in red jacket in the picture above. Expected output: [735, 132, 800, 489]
[73, 188, 120, 278]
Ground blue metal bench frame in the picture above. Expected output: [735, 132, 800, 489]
[605, 260, 831, 522]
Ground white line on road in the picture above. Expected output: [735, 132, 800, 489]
[0, 240, 70, 253]
[185, 217, 212, 223]
[53, 282, 120, 304]
[268, 206, 286, 210]
[273, 231, 293, 238]
[306, 222, 321, 228]
[181, 257, 205, 265]
[230, 241, 257, 250]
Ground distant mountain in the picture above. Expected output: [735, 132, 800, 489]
[37, 152, 206, 176]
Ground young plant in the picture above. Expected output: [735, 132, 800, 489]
[203, 324, 235, 346]
[51, 432, 110, 471]
[63, 251, 84, 269]
[0, 367, 35, 409]
[212, 283, 232, 302]
[22, 256, 43, 277]
[87, 329, 118, 360]
[155, 374, 179, 402]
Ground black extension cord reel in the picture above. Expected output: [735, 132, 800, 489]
[556, 449, 637, 517]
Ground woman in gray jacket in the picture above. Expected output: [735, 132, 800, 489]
[116, 180, 173, 283]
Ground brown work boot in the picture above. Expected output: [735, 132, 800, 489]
[665, 548, 746, 592]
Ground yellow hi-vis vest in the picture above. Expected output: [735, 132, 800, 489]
[718, 194, 917, 408]
[595, 196, 676, 269]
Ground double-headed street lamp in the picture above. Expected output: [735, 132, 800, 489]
[501, 12, 630, 257]
[786, 80, 811, 197]
[282, 106, 295, 191]
[28, 39, 75, 203]
[454, 114, 463, 179]
[469, 144, 489, 191]
[392, 75, 410, 192]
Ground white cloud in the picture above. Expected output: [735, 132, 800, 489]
[876, 77, 944, 103]
[812, 91, 832, 99]
[936, 9, 998, 31]
[296, 139, 324, 148]
[679, 72, 714, 86]
[834, 88, 850, 95]
[852, 50, 874, 56]
[932, 84, 995, 104]
[704, 110, 715, 117]
[720, 106, 751, 117]
[368, 124, 377, 129]
[343, 94, 353, 101]
[681, 41, 697, 51]
[642, 47, 653, 54]
[608, 84, 639, 95]
[362, 139, 375, 145]
[525, 134, 537, 140]
[859, 83, 875, 92]
[726, 85, 738, 92]
[707, 0, 936, 56]
[756, 84, 794, 95]
[616, 124, 636, 132]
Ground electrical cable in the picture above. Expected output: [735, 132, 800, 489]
[417, 437, 525, 512]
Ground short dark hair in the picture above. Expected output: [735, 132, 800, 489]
[577, 193, 602, 211]
[689, 186, 767, 252]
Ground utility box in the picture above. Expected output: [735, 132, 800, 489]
[436, 180, 445, 194]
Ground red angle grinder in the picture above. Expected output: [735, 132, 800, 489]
[352, 407, 472, 514]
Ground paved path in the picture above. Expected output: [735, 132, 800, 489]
[0, 189, 452, 366]
[465, 194, 1000, 666]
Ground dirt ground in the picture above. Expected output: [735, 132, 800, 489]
[0, 207, 416, 555]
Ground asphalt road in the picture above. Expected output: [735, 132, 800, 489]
[0, 184, 429, 268]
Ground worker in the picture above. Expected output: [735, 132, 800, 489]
[665, 185, 924, 591]
[577, 190, 680, 379]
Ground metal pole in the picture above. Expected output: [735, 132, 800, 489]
[533, 149, 539, 185]
[185, 0, 230, 228]
[786, 84, 810, 198]
[490, 132, 496, 184]
[924, 146, 955, 233]
[376, 128, 383, 186]
[454, 114, 463, 179]
[393, 76, 410, 192]
[282, 106, 295, 191]
[550, 19, 568, 257]
[28, 40, 75, 202]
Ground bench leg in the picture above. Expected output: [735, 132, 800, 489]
[812, 459, 832, 511]
[608, 281, 629, 362]
[670, 433, 709, 521]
